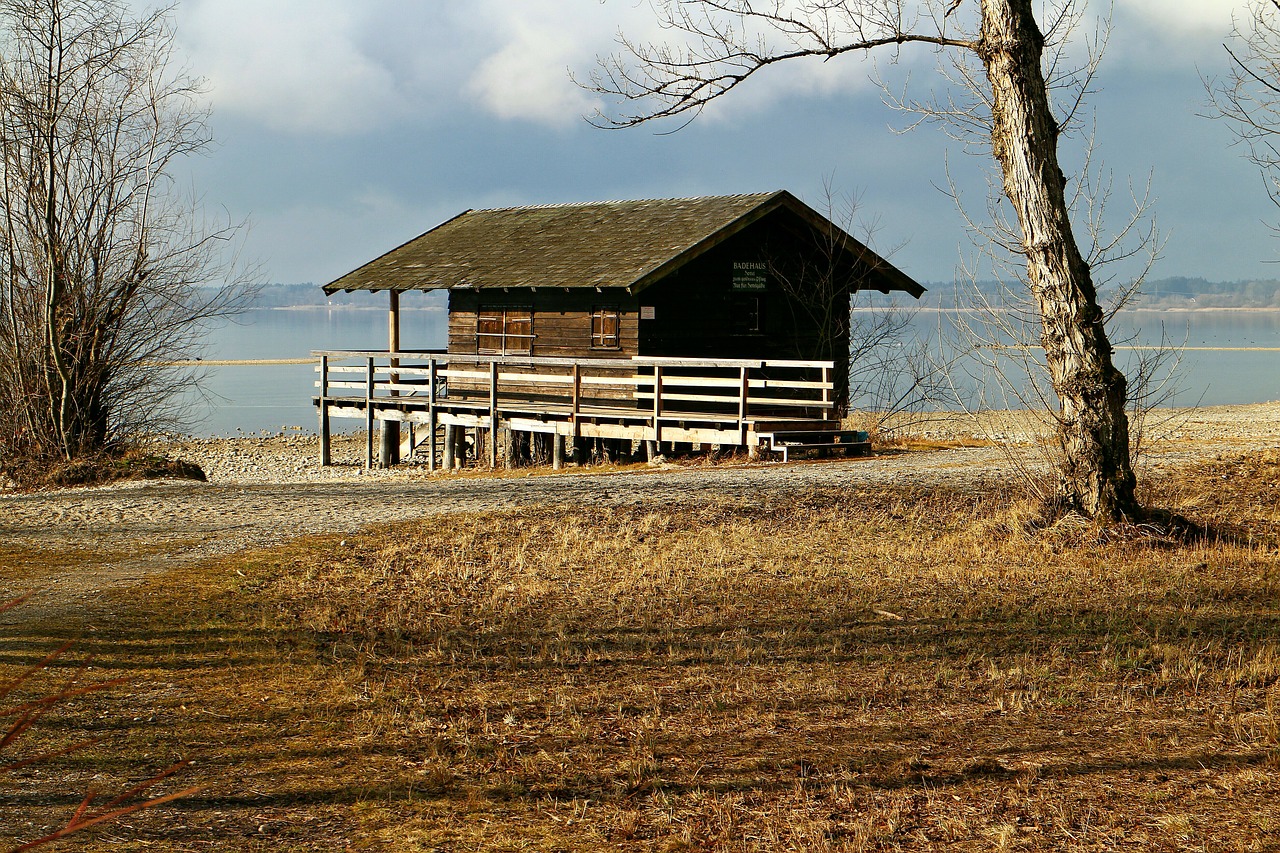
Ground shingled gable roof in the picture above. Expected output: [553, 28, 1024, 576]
[324, 190, 924, 298]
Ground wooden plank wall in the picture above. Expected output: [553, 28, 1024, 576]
[448, 288, 640, 358]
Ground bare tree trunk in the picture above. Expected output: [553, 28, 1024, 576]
[979, 0, 1137, 519]
[40, 2, 74, 459]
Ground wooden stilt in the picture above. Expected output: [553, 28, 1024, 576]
[443, 424, 456, 470]
[383, 290, 401, 467]
[454, 426, 467, 469]
[318, 355, 330, 467]
[427, 358, 438, 472]
[364, 357, 375, 470]
[379, 421, 397, 468]
[552, 434, 563, 470]
[488, 360, 499, 469]
[502, 428, 516, 468]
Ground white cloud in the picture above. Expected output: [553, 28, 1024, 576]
[1116, 0, 1239, 36]
[462, 1, 653, 128]
[168, 0, 1244, 138]
[466, 17, 598, 127]
[463, 0, 887, 128]
[1109, 0, 1243, 66]
[175, 0, 418, 134]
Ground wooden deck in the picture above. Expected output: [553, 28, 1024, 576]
[312, 350, 869, 469]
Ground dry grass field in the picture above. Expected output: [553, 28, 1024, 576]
[3, 452, 1280, 851]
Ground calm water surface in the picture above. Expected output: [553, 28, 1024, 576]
[179, 307, 1280, 436]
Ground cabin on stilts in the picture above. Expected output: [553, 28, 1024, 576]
[313, 190, 924, 469]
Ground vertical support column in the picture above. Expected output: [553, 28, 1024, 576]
[454, 425, 467, 469]
[318, 355, 330, 467]
[427, 358, 438, 472]
[381, 291, 402, 467]
[502, 428, 517, 468]
[364, 356, 375, 470]
[488, 359, 499, 469]
[571, 362, 581, 434]
[822, 365, 834, 422]
[652, 365, 663, 447]
[738, 365, 749, 448]
[378, 422, 397, 468]
[552, 434, 563, 470]
[442, 423, 455, 470]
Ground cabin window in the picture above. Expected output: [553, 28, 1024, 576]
[476, 305, 533, 355]
[591, 306, 621, 350]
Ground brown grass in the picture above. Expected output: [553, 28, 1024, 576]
[3, 454, 1280, 850]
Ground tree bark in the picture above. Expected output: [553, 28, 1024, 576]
[978, 0, 1138, 519]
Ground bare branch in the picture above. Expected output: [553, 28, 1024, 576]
[584, 0, 977, 128]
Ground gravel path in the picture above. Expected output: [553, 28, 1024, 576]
[4, 402, 1280, 626]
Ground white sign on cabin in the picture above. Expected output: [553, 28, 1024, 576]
[640, 306, 656, 320]
[732, 261, 768, 292]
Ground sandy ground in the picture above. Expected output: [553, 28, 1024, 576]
[3, 402, 1280, 627]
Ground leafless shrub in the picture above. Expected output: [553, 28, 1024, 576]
[0, 0, 256, 465]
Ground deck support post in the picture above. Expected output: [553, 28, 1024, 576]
[488, 360, 499, 469]
[364, 357, 375, 470]
[502, 428, 517, 468]
[454, 425, 467, 469]
[427, 358, 438, 472]
[822, 365, 834, 422]
[443, 423, 456, 470]
[738, 366, 749, 447]
[570, 363, 581, 443]
[651, 365, 663, 447]
[552, 434, 563, 469]
[318, 355, 330, 467]
[381, 290, 401, 467]
[645, 440, 657, 462]
[379, 421, 397, 468]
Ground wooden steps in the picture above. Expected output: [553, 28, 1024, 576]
[759, 429, 871, 463]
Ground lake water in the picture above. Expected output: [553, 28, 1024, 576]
[178, 306, 1280, 436]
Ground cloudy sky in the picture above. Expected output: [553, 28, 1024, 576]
[166, 0, 1273, 289]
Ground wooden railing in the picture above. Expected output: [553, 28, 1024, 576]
[312, 350, 837, 467]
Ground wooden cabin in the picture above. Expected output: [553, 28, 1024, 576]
[318, 191, 924, 468]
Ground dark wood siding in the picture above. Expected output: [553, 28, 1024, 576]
[449, 289, 639, 359]
[636, 216, 847, 362]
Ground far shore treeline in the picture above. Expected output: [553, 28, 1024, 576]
[243, 278, 1280, 311]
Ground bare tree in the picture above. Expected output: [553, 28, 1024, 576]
[1210, 0, 1280, 216]
[588, 0, 1141, 520]
[0, 0, 253, 465]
